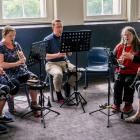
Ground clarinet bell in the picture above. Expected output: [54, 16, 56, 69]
[47, 96, 52, 107]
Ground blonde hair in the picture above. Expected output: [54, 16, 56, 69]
[120, 26, 140, 51]
[2, 25, 16, 38]
[51, 19, 62, 27]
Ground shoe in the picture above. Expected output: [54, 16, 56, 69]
[0, 115, 14, 123]
[31, 102, 41, 118]
[33, 111, 41, 118]
[123, 103, 133, 114]
[57, 99, 65, 104]
[112, 104, 120, 113]
[31, 101, 41, 110]
[56, 91, 65, 101]
[125, 115, 140, 123]
[0, 124, 8, 134]
[63, 82, 71, 97]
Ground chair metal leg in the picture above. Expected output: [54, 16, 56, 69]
[83, 69, 88, 89]
[24, 84, 31, 106]
[49, 75, 55, 102]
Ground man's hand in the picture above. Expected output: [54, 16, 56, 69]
[66, 52, 72, 56]
[57, 52, 66, 58]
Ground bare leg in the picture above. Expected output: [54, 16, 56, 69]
[29, 90, 37, 102]
[134, 99, 140, 117]
[0, 100, 6, 116]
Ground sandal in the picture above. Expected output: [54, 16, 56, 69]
[31, 101, 41, 110]
[33, 110, 41, 118]
[125, 115, 140, 123]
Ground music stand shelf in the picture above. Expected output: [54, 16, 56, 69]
[60, 30, 92, 113]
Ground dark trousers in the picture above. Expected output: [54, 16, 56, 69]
[0, 76, 20, 95]
[113, 73, 135, 105]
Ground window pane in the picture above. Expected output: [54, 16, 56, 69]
[87, 0, 102, 16]
[24, 0, 41, 18]
[2, 0, 46, 19]
[86, 0, 121, 16]
[103, 0, 113, 14]
[2, 0, 22, 19]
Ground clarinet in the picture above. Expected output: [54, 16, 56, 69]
[12, 40, 27, 69]
[117, 39, 128, 69]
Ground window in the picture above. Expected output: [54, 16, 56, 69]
[0, 0, 53, 25]
[84, 0, 127, 21]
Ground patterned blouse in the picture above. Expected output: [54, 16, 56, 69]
[0, 41, 28, 78]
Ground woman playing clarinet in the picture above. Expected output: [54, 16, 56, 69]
[112, 26, 140, 114]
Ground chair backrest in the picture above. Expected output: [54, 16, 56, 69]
[88, 47, 108, 66]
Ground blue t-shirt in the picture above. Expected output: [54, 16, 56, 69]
[44, 33, 66, 62]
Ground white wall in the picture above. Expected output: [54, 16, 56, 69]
[54, 0, 84, 25]
[127, 0, 138, 22]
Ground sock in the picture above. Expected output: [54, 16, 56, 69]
[63, 82, 71, 97]
[56, 91, 64, 100]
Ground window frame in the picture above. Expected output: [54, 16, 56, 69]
[84, 0, 127, 21]
[138, 0, 140, 19]
[0, 0, 54, 25]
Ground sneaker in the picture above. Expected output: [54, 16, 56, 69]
[123, 103, 133, 114]
[0, 124, 8, 134]
[112, 104, 120, 113]
[0, 115, 14, 123]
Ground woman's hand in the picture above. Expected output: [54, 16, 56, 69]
[137, 67, 140, 75]
[117, 57, 124, 64]
[17, 51, 26, 61]
[122, 52, 134, 60]
[0, 67, 5, 75]
[16, 58, 26, 66]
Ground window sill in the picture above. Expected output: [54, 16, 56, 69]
[0, 23, 51, 29]
[84, 20, 128, 25]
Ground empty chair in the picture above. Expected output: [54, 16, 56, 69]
[85, 47, 112, 87]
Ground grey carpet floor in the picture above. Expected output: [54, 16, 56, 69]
[0, 78, 140, 140]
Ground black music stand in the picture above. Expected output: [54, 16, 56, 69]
[23, 40, 60, 128]
[60, 30, 91, 113]
[89, 49, 124, 128]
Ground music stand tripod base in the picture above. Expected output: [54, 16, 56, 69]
[60, 90, 87, 113]
[89, 103, 124, 117]
[60, 30, 91, 113]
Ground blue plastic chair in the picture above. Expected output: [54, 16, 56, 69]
[85, 47, 110, 87]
